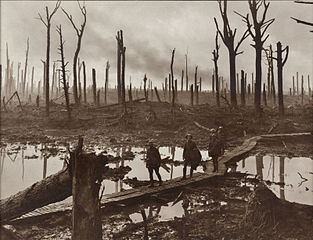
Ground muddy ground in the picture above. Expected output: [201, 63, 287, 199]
[1, 100, 312, 239]
[2, 174, 313, 240]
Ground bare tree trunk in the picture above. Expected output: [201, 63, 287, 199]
[185, 54, 188, 91]
[116, 31, 121, 104]
[105, 61, 110, 105]
[57, 25, 71, 120]
[92, 68, 97, 105]
[212, 74, 215, 93]
[292, 76, 295, 96]
[31, 66, 34, 96]
[143, 74, 148, 102]
[263, 83, 267, 106]
[181, 69, 184, 92]
[296, 72, 299, 95]
[194, 66, 198, 105]
[190, 84, 193, 106]
[62, 3, 86, 105]
[276, 41, 289, 115]
[241, 70, 245, 106]
[82, 61, 87, 104]
[154, 87, 161, 103]
[301, 75, 304, 105]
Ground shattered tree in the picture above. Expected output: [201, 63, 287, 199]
[214, 0, 249, 106]
[62, 1, 87, 105]
[38, 0, 60, 116]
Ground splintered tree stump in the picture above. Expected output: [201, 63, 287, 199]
[71, 143, 108, 240]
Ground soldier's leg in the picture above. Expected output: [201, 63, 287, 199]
[190, 167, 193, 178]
[182, 161, 187, 179]
[148, 167, 154, 186]
[154, 167, 162, 185]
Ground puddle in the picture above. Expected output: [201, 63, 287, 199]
[233, 155, 313, 205]
[0, 144, 209, 199]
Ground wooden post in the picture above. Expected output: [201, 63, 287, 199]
[240, 70, 245, 106]
[190, 84, 194, 106]
[92, 68, 97, 105]
[141, 209, 148, 240]
[289, 88, 292, 96]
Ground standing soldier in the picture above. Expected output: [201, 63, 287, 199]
[146, 140, 162, 187]
[217, 126, 226, 154]
[182, 134, 201, 179]
[208, 130, 221, 172]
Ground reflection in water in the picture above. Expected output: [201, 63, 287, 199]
[236, 155, 313, 205]
[1, 144, 209, 199]
[279, 156, 285, 200]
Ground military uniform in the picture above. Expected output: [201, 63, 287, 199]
[146, 145, 162, 186]
[183, 139, 201, 179]
[208, 134, 221, 172]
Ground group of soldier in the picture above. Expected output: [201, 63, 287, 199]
[146, 126, 225, 187]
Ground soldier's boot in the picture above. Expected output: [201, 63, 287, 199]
[190, 168, 194, 178]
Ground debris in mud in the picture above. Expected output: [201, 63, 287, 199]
[24, 154, 39, 159]
[123, 177, 153, 188]
[103, 166, 132, 181]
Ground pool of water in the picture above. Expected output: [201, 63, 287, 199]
[233, 155, 313, 206]
[0, 144, 209, 199]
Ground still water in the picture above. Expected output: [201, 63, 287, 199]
[234, 155, 313, 206]
[0, 144, 209, 200]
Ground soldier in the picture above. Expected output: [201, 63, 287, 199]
[208, 130, 221, 172]
[182, 134, 201, 180]
[217, 126, 226, 154]
[146, 140, 162, 187]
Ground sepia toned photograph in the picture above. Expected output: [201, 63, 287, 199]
[0, 0, 312, 239]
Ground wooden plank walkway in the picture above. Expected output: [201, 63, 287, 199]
[14, 132, 311, 221]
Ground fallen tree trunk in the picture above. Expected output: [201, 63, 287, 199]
[0, 168, 72, 224]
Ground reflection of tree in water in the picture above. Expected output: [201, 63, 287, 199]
[256, 154, 264, 180]
[0, 147, 6, 175]
[22, 148, 24, 180]
[279, 156, 285, 200]
[170, 146, 175, 180]
[42, 144, 47, 179]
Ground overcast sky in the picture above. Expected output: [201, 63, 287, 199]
[1, 1, 312, 91]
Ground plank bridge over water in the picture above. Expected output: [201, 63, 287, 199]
[15, 132, 311, 221]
